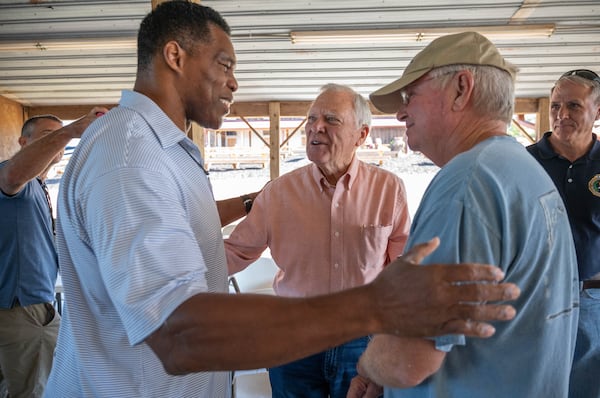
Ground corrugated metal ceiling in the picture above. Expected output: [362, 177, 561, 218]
[0, 0, 599, 107]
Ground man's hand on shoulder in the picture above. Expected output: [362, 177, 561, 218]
[369, 237, 520, 338]
[66, 106, 109, 139]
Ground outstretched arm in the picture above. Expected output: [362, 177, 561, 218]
[146, 238, 519, 374]
[216, 191, 259, 227]
[0, 107, 108, 195]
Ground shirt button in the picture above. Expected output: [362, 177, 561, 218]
[334, 203, 339, 208]
[568, 178, 573, 183]
[334, 263, 339, 269]
[334, 231, 340, 237]
[569, 165, 573, 169]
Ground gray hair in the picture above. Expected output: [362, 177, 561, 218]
[318, 83, 372, 129]
[21, 114, 63, 138]
[552, 75, 600, 105]
[429, 64, 515, 124]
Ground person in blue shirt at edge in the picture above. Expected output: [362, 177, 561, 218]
[43, 2, 520, 397]
[348, 31, 579, 398]
[0, 108, 107, 398]
[527, 68, 600, 398]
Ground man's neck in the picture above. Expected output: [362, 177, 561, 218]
[549, 133, 594, 163]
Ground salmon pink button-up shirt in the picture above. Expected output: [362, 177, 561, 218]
[225, 156, 411, 297]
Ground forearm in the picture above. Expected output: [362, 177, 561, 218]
[0, 127, 74, 194]
[217, 192, 259, 227]
[147, 287, 380, 374]
[358, 335, 444, 388]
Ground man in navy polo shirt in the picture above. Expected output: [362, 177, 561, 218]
[527, 69, 600, 398]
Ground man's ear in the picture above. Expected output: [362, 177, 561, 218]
[18, 136, 27, 148]
[356, 125, 369, 147]
[162, 40, 185, 74]
[451, 70, 475, 111]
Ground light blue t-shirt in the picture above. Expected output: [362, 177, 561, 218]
[386, 136, 579, 398]
[44, 90, 231, 397]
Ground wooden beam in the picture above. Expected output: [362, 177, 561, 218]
[511, 118, 535, 144]
[27, 104, 115, 121]
[229, 102, 269, 117]
[515, 98, 540, 114]
[280, 117, 306, 148]
[281, 101, 312, 117]
[536, 97, 550, 140]
[269, 102, 281, 180]
[230, 101, 313, 117]
[26, 97, 551, 135]
[239, 116, 271, 147]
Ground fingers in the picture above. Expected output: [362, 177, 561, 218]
[89, 106, 109, 117]
[400, 237, 440, 264]
[347, 375, 368, 398]
[347, 375, 382, 398]
[68, 107, 109, 139]
[438, 263, 506, 283]
[450, 281, 521, 303]
[366, 381, 384, 398]
[441, 319, 497, 338]
[440, 302, 517, 338]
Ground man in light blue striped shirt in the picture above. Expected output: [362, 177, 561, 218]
[44, 2, 520, 397]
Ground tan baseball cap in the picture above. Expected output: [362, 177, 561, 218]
[369, 31, 518, 113]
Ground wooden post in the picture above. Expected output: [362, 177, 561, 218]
[187, 122, 205, 163]
[269, 102, 281, 180]
[536, 97, 550, 141]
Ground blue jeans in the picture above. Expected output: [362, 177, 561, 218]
[569, 287, 600, 398]
[269, 336, 369, 398]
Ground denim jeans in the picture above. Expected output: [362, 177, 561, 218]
[269, 336, 369, 398]
[569, 287, 600, 398]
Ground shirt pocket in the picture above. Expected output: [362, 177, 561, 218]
[354, 224, 393, 269]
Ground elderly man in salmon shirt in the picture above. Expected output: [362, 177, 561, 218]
[225, 83, 411, 398]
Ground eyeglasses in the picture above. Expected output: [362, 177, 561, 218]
[560, 69, 600, 85]
[399, 71, 457, 106]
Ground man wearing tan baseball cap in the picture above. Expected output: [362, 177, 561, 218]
[348, 31, 579, 398]
[369, 31, 517, 115]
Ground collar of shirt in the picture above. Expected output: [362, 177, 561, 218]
[310, 155, 360, 193]
[537, 131, 600, 161]
[119, 90, 206, 170]
[120, 90, 188, 150]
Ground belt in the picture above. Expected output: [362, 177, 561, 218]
[582, 280, 600, 290]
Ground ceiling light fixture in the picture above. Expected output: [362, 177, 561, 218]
[290, 24, 555, 44]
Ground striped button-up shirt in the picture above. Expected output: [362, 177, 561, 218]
[45, 90, 231, 397]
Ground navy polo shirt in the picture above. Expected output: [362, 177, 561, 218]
[527, 132, 600, 280]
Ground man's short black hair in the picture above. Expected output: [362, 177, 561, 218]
[137, 0, 231, 71]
